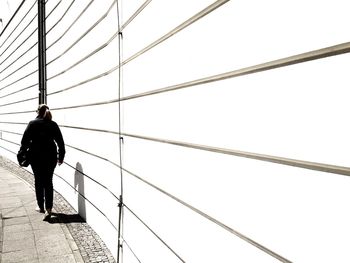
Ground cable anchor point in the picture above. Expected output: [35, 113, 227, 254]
[118, 195, 123, 208]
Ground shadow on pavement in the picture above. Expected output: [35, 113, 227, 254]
[49, 212, 85, 224]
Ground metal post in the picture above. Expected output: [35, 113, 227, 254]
[38, 0, 47, 105]
[116, 195, 123, 262]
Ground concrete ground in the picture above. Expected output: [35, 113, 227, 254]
[0, 159, 115, 263]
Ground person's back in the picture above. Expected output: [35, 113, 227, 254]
[27, 117, 64, 162]
[21, 105, 65, 164]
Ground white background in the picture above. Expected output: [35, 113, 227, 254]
[1, 0, 350, 262]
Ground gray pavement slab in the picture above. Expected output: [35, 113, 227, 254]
[1, 248, 38, 263]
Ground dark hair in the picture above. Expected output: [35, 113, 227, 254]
[37, 104, 50, 119]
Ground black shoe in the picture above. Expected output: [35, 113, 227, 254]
[43, 211, 51, 221]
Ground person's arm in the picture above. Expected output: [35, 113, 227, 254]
[53, 122, 65, 164]
[20, 121, 33, 151]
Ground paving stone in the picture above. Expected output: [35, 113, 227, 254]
[2, 235, 35, 253]
[3, 230, 34, 241]
[1, 248, 38, 263]
[0, 201, 23, 209]
[0, 188, 14, 196]
[34, 227, 66, 240]
[1, 206, 27, 218]
[3, 216, 29, 226]
[4, 222, 32, 234]
[39, 253, 76, 263]
[31, 216, 63, 230]
[36, 236, 72, 257]
[0, 197, 22, 209]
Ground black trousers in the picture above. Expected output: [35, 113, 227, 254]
[31, 159, 56, 210]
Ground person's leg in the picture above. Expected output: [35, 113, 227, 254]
[34, 178, 44, 210]
[31, 163, 45, 212]
[43, 161, 56, 221]
[43, 172, 54, 211]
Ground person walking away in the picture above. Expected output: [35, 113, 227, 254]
[20, 104, 65, 221]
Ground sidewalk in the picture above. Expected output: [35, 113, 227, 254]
[0, 158, 115, 263]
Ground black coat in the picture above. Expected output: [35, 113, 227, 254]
[21, 117, 65, 163]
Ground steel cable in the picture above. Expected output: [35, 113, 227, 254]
[0, 0, 27, 41]
[0, 68, 38, 92]
[0, 137, 19, 146]
[64, 145, 188, 263]
[45, 0, 75, 36]
[0, 145, 17, 155]
[123, 203, 185, 263]
[0, 56, 37, 84]
[61, 156, 185, 262]
[120, 0, 152, 32]
[0, 83, 37, 101]
[0, 27, 37, 67]
[62, 160, 171, 263]
[0, 3, 37, 58]
[0, 0, 62, 75]
[46, 0, 230, 95]
[0, 108, 36, 115]
[46, 1, 117, 67]
[46, 0, 151, 82]
[0, 96, 37, 107]
[0, 0, 67, 84]
[122, 0, 230, 67]
[54, 168, 119, 232]
[0, 41, 37, 79]
[0, 129, 21, 135]
[45, 0, 63, 27]
[54, 165, 144, 263]
[0, 0, 72, 93]
[46, 0, 95, 50]
[64, 148, 120, 201]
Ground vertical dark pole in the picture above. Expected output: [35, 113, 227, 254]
[117, 194, 123, 263]
[38, 0, 47, 105]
